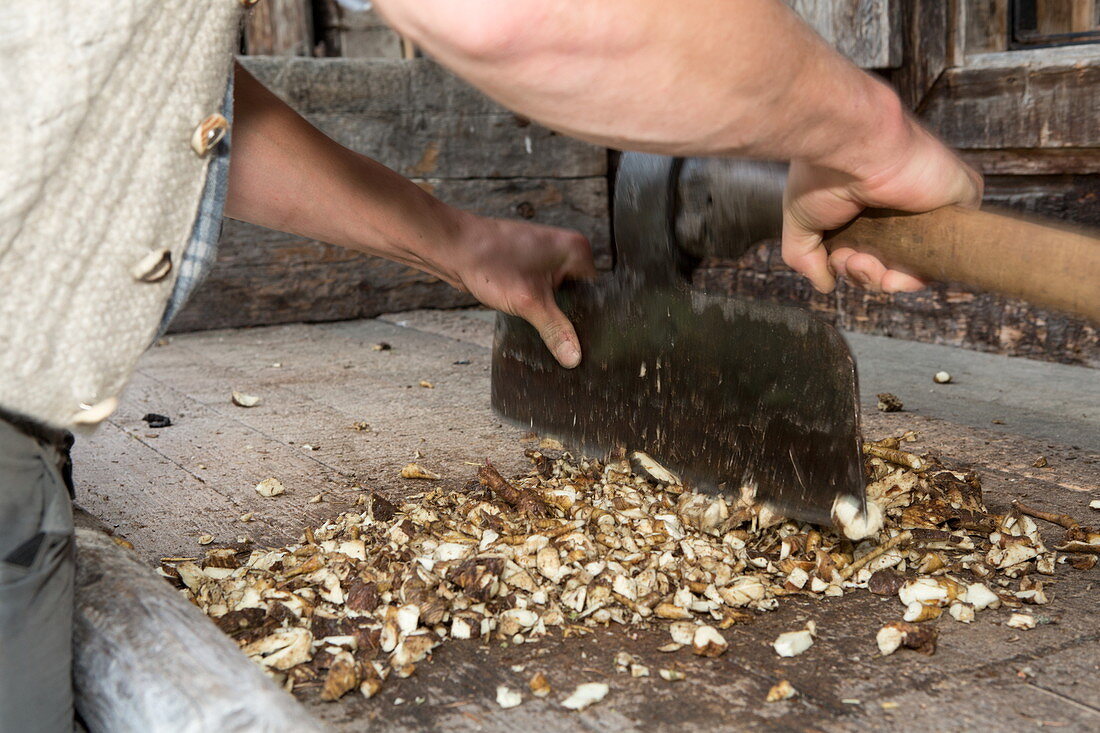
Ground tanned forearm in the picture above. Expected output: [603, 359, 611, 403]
[224, 63, 596, 368]
[225, 63, 468, 289]
[372, 0, 908, 177]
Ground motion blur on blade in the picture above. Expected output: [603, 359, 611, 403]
[491, 153, 868, 528]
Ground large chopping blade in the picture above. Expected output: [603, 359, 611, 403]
[491, 154, 865, 526]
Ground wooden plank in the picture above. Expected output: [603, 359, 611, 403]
[1035, 0, 1099, 35]
[961, 148, 1100, 174]
[785, 0, 902, 68]
[240, 58, 607, 179]
[315, 1, 403, 58]
[964, 0, 1010, 55]
[885, 0, 951, 110]
[920, 52, 1100, 149]
[74, 318, 1100, 730]
[169, 177, 609, 333]
[243, 0, 314, 57]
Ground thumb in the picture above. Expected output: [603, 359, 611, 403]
[781, 215, 836, 294]
[525, 299, 582, 368]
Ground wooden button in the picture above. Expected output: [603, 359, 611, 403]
[130, 248, 173, 283]
[190, 113, 228, 157]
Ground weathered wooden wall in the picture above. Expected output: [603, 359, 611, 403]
[242, 0, 314, 56]
[694, 6, 1100, 367]
[203, 4, 1097, 366]
[314, 1, 404, 58]
[170, 59, 608, 333]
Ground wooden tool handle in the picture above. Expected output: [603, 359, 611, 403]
[825, 206, 1100, 323]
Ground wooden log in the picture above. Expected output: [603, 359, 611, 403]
[243, 0, 314, 57]
[72, 523, 323, 732]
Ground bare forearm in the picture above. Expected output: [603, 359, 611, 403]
[225, 63, 468, 287]
[374, 0, 908, 175]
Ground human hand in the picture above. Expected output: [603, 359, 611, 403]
[450, 214, 597, 368]
[782, 119, 983, 294]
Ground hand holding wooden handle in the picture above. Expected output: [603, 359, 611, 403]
[825, 206, 1100, 324]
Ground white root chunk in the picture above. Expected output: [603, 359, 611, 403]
[766, 680, 798, 702]
[400, 463, 441, 480]
[773, 625, 815, 657]
[561, 683, 609, 711]
[831, 495, 884, 540]
[876, 625, 903, 656]
[1007, 613, 1036, 630]
[948, 602, 975, 623]
[691, 625, 728, 657]
[254, 477, 285, 497]
[964, 583, 1001, 611]
[231, 391, 261, 407]
[496, 686, 523, 709]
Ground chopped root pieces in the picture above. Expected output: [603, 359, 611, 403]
[773, 624, 815, 657]
[863, 444, 923, 471]
[1007, 613, 1036, 630]
[477, 461, 549, 517]
[231, 391, 261, 408]
[529, 672, 551, 698]
[400, 463, 441, 480]
[877, 622, 938, 656]
[496, 685, 523, 709]
[933, 371, 952, 384]
[876, 393, 904, 412]
[165, 435, 1091, 705]
[766, 680, 798, 702]
[561, 683, 609, 711]
[832, 494, 885, 541]
[691, 625, 728, 657]
[254, 477, 285, 497]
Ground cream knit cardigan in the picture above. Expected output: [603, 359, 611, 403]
[0, 1, 242, 429]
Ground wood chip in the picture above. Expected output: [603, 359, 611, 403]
[231, 391, 261, 408]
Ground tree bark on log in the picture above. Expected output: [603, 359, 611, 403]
[72, 526, 323, 733]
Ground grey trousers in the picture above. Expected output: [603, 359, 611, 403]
[0, 416, 74, 733]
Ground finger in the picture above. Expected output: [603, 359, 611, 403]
[955, 160, 984, 209]
[827, 247, 859, 279]
[881, 269, 927, 293]
[781, 215, 836, 294]
[527, 299, 582, 368]
[564, 234, 598, 280]
[843, 253, 888, 290]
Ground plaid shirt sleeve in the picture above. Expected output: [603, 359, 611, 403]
[157, 73, 234, 335]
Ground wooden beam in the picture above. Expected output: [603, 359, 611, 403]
[920, 51, 1100, 148]
[886, 0, 951, 110]
[243, 0, 314, 56]
[314, 1, 404, 58]
[960, 148, 1100, 175]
